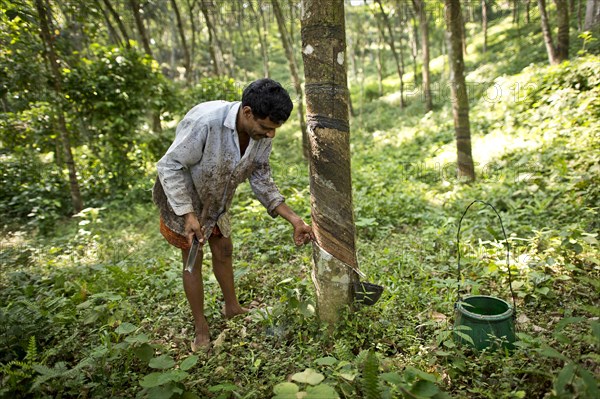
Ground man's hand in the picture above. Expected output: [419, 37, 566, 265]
[273, 203, 315, 246]
[184, 212, 205, 246]
[293, 220, 315, 246]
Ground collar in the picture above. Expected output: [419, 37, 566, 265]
[224, 102, 241, 131]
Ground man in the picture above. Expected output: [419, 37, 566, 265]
[153, 78, 314, 351]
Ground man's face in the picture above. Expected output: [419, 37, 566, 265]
[241, 106, 283, 140]
[247, 116, 282, 140]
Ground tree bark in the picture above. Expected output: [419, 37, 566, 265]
[374, 0, 405, 108]
[199, 0, 226, 76]
[538, 0, 569, 64]
[95, 0, 123, 46]
[248, 1, 270, 78]
[101, 0, 131, 48]
[413, 0, 432, 112]
[128, 0, 153, 57]
[272, 0, 308, 159]
[170, 0, 191, 83]
[35, 0, 84, 213]
[584, 0, 600, 30]
[301, 0, 359, 325]
[538, 0, 559, 64]
[185, 0, 197, 83]
[482, 0, 488, 53]
[555, 0, 570, 61]
[444, 0, 475, 182]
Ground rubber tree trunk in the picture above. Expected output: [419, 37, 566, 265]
[584, 0, 600, 30]
[35, 0, 84, 213]
[102, 0, 131, 48]
[200, 1, 226, 76]
[272, 0, 309, 159]
[248, 1, 270, 78]
[482, 0, 488, 53]
[555, 0, 570, 61]
[95, 0, 123, 46]
[128, 0, 153, 57]
[413, 0, 432, 111]
[170, 0, 191, 83]
[374, 0, 405, 108]
[444, 0, 475, 182]
[301, 0, 359, 325]
[538, 0, 569, 64]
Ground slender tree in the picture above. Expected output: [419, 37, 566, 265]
[374, 0, 406, 108]
[584, 0, 600, 30]
[95, 0, 123, 46]
[413, 0, 433, 111]
[199, 0, 226, 76]
[248, 1, 270, 78]
[444, 0, 475, 182]
[170, 0, 191, 83]
[538, 0, 570, 65]
[481, 0, 488, 53]
[101, 0, 131, 47]
[128, 0, 153, 57]
[272, 0, 308, 158]
[34, 0, 84, 213]
[301, 0, 359, 324]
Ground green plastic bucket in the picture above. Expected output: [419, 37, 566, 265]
[453, 200, 517, 351]
[454, 295, 515, 350]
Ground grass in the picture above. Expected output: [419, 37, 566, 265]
[1, 11, 600, 399]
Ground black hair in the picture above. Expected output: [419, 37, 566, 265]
[241, 78, 293, 124]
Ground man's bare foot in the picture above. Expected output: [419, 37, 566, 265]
[191, 324, 210, 352]
[191, 332, 210, 352]
[222, 303, 250, 319]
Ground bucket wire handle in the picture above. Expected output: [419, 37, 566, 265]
[456, 200, 517, 316]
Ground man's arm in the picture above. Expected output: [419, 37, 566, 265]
[274, 203, 314, 246]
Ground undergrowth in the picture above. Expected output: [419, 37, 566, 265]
[1, 14, 599, 399]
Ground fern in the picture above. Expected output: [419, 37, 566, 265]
[362, 350, 381, 399]
[334, 340, 355, 362]
[24, 336, 37, 363]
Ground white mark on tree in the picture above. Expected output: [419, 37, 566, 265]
[337, 52, 344, 65]
[303, 45, 314, 55]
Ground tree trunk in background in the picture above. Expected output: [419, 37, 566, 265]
[409, 18, 418, 83]
[171, 0, 191, 83]
[248, 1, 270, 78]
[482, 0, 488, 52]
[272, 0, 308, 159]
[513, 0, 519, 24]
[555, 0, 570, 61]
[376, 33, 384, 97]
[539, 0, 559, 64]
[538, 0, 569, 64]
[444, 0, 475, 182]
[102, 0, 131, 47]
[200, 1, 226, 76]
[374, 0, 405, 108]
[526, 0, 532, 23]
[413, 0, 432, 112]
[35, 0, 84, 213]
[128, 0, 153, 57]
[185, 0, 197, 83]
[301, 0, 359, 325]
[585, 0, 600, 30]
[95, 0, 123, 46]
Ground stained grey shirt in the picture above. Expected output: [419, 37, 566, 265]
[153, 100, 285, 238]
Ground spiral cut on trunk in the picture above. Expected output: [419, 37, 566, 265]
[301, 0, 359, 325]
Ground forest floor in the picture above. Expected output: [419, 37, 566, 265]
[1, 15, 599, 399]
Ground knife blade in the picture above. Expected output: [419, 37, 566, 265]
[185, 236, 200, 273]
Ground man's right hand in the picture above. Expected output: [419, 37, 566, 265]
[184, 212, 204, 246]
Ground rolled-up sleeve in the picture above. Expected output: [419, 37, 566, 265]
[157, 120, 208, 216]
[249, 143, 285, 217]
